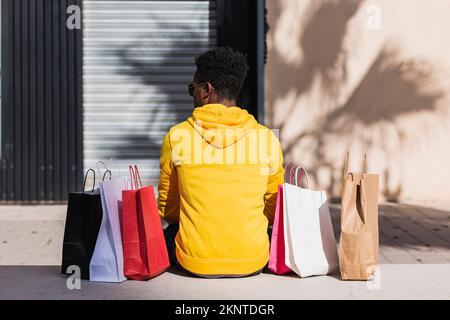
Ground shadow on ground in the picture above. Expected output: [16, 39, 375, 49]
[329, 203, 450, 251]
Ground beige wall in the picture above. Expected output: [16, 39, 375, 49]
[265, 0, 450, 202]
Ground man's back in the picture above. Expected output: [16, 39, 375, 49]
[158, 103, 284, 276]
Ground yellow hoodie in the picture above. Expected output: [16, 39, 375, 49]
[158, 103, 284, 275]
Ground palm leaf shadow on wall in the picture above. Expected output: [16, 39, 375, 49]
[111, 15, 213, 160]
[268, 0, 447, 201]
[268, 0, 363, 129]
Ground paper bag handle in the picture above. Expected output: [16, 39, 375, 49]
[134, 165, 143, 189]
[289, 165, 297, 184]
[82, 169, 96, 193]
[102, 169, 112, 181]
[284, 164, 309, 188]
[344, 152, 367, 175]
[128, 165, 143, 190]
[283, 164, 294, 183]
[294, 166, 310, 189]
[283, 164, 297, 184]
[96, 160, 110, 179]
[129, 165, 136, 190]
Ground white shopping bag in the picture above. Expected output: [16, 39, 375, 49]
[89, 177, 128, 283]
[283, 166, 339, 278]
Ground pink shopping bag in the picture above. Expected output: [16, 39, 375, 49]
[268, 184, 292, 275]
[269, 164, 304, 275]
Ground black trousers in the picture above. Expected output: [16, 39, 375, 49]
[164, 224, 273, 278]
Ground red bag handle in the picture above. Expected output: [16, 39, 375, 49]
[134, 165, 143, 189]
[289, 166, 297, 184]
[285, 164, 306, 187]
[128, 165, 144, 190]
[283, 164, 294, 183]
[294, 166, 310, 189]
[286, 165, 300, 184]
[129, 165, 136, 190]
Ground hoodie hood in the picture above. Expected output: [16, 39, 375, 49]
[187, 103, 258, 149]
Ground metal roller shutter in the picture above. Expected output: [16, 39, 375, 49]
[83, 0, 217, 186]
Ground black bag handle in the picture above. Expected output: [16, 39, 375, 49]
[102, 169, 112, 181]
[82, 169, 96, 193]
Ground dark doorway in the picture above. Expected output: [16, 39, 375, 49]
[216, 0, 265, 122]
[0, 0, 83, 203]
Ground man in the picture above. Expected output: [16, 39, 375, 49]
[158, 47, 284, 278]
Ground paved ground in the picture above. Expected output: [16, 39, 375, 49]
[0, 202, 449, 299]
[329, 202, 450, 264]
[0, 264, 449, 300]
[0, 202, 449, 265]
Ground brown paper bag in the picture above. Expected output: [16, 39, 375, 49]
[339, 153, 379, 280]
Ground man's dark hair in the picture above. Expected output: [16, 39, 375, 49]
[194, 47, 249, 100]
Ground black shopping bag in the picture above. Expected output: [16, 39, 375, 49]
[61, 169, 109, 280]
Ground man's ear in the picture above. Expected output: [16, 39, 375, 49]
[203, 83, 213, 99]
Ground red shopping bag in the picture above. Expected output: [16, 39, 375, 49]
[268, 164, 306, 275]
[122, 165, 170, 280]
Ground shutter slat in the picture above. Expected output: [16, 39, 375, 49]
[83, 0, 217, 186]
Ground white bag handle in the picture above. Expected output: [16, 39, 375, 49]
[294, 166, 310, 189]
